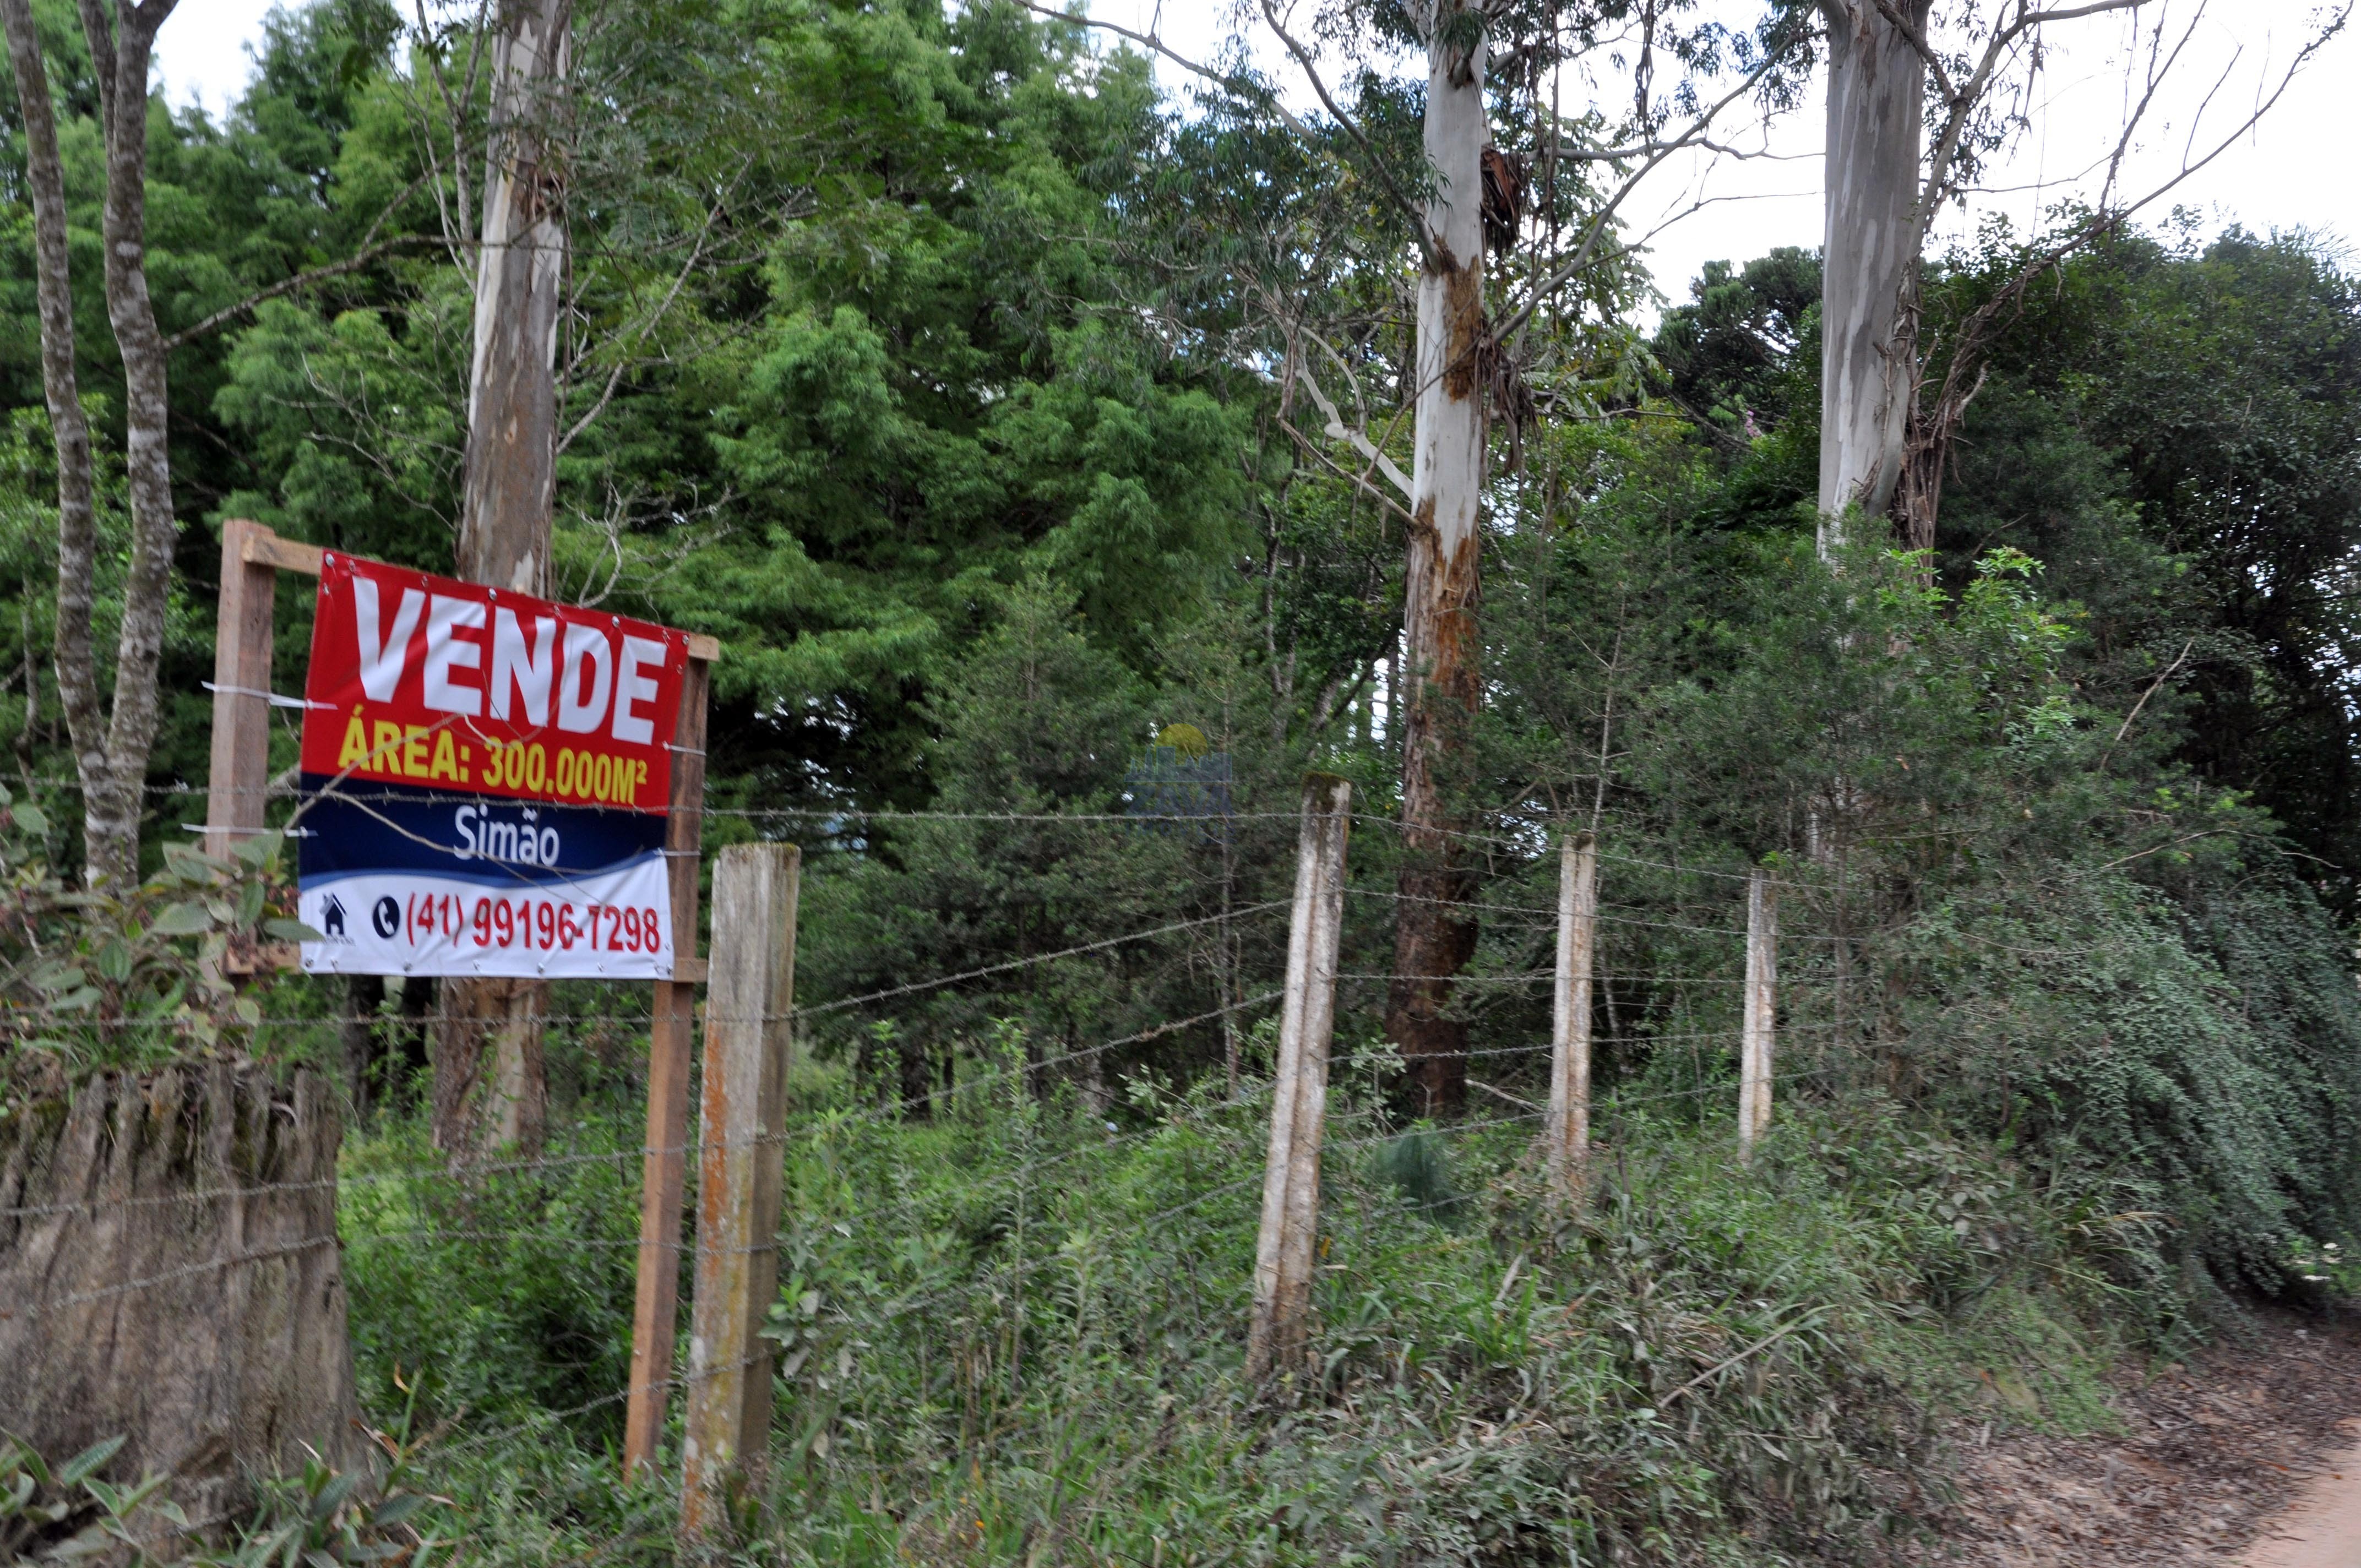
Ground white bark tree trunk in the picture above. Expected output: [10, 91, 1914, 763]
[1387, 1, 1489, 1116]
[433, 0, 572, 1158]
[1816, 0, 1927, 555]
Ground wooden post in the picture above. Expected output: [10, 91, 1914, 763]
[623, 651, 711, 1479]
[198, 521, 723, 1477]
[1737, 870, 1777, 1161]
[679, 842, 799, 1534]
[1544, 832, 1598, 1205]
[205, 519, 277, 850]
[1244, 774, 1350, 1388]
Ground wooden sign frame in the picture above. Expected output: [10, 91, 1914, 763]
[203, 518, 713, 1477]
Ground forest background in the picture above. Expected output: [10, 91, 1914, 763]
[3, 0, 2361, 1561]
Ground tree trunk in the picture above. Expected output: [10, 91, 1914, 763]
[432, 0, 572, 1157]
[0, 1064, 362, 1533]
[898, 1027, 934, 1119]
[342, 973, 387, 1120]
[1816, 0, 1927, 555]
[1386, 2, 1488, 1118]
[460, 0, 571, 589]
[395, 974, 435, 1103]
[433, 974, 549, 1157]
[3, 0, 182, 887]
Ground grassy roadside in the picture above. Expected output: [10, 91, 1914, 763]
[340, 1050, 2156, 1566]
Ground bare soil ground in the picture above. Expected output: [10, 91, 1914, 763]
[1938, 1305, 2361, 1566]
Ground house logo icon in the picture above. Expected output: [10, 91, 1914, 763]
[321, 894, 347, 939]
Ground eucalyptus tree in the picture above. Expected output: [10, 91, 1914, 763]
[432, 0, 574, 1156]
[1140, 0, 1810, 1110]
[1028, 0, 1814, 1108]
[348, 0, 795, 1152]
[1812, 0, 2348, 554]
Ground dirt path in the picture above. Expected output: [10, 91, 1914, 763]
[2239, 1439, 2361, 1568]
[1940, 1306, 2361, 1566]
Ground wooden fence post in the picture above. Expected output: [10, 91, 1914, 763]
[1244, 773, 1350, 1388]
[1544, 832, 1598, 1205]
[205, 519, 277, 850]
[623, 649, 712, 1478]
[679, 842, 799, 1535]
[1737, 870, 1777, 1161]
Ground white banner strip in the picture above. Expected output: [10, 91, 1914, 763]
[300, 856, 673, 979]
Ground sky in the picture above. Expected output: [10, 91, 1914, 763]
[157, 0, 2358, 312]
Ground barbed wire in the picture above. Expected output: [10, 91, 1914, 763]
[1332, 970, 1845, 986]
[8, 1037, 1851, 1286]
[4, 775, 2026, 898]
[4, 954, 1861, 1224]
[1339, 884, 1841, 942]
[8, 777, 2232, 916]
[796, 900, 1289, 1019]
[1, 1232, 341, 1321]
[0, 991, 1288, 1222]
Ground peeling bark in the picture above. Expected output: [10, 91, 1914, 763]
[1387, 4, 1489, 1117]
[433, 0, 572, 1157]
[1816, 0, 1928, 554]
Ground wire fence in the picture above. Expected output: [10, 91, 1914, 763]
[15, 773, 1851, 890]
[1, 777, 1932, 1560]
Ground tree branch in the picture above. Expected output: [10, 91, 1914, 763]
[162, 233, 444, 353]
[2100, 637, 2193, 767]
[1291, 337, 1416, 503]
[1257, 0, 1438, 266]
[1009, 0, 1316, 141]
[1276, 413, 1418, 526]
[1497, 31, 1808, 350]
[557, 177, 733, 454]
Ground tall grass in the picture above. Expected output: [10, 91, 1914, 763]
[339, 1031, 2128, 1565]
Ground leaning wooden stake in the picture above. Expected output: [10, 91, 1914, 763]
[1544, 832, 1598, 1205]
[1245, 774, 1351, 1389]
[623, 654, 710, 1479]
[680, 842, 799, 1536]
[1736, 870, 1777, 1161]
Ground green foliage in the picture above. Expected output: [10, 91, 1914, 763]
[0, 1429, 445, 1566]
[1905, 867, 2361, 1314]
[4, 0, 2360, 1557]
[0, 1433, 168, 1562]
[1651, 246, 1821, 443]
[0, 784, 314, 1081]
[202, 1445, 447, 1568]
[325, 1042, 2103, 1565]
[336, 1106, 645, 1434]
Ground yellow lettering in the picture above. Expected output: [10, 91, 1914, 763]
[431, 729, 460, 782]
[402, 726, 429, 777]
[371, 721, 404, 775]
[338, 714, 368, 770]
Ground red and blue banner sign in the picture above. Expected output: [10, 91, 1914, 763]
[296, 551, 692, 979]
